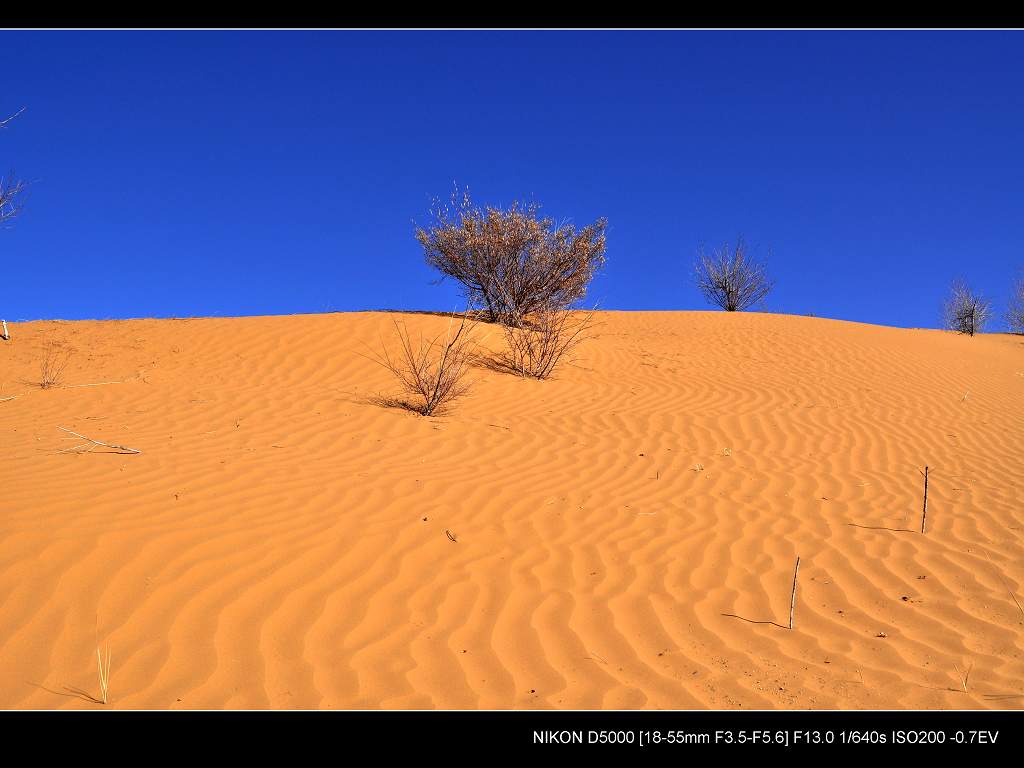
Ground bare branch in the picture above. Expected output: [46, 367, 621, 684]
[0, 107, 26, 130]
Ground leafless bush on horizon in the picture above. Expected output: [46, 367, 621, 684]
[415, 187, 607, 328]
[39, 343, 72, 389]
[1, 108, 27, 227]
[695, 237, 774, 312]
[1007, 276, 1024, 334]
[500, 306, 595, 380]
[943, 279, 990, 336]
[370, 312, 478, 416]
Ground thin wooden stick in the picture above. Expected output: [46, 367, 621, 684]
[56, 426, 141, 455]
[1, 319, 8, 340]
[788, 556, 801, 630]
[921, 466, 929, 533]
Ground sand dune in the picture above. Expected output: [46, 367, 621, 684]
[1, 310, 1022, 709]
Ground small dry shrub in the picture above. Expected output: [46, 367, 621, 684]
[695, 237, 774, 312]
[500, 307, 594, 380]
[1007, 277, 1024, 335]
[372, 313, 477, 416]
[943, 280, 990, 336]
[39, 342, 72, 388]
[1, 108, 28, 227]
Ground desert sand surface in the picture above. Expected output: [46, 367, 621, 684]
[1, 310, 1022, 710]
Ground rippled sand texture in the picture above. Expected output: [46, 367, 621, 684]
[1, 311, 1022, 709]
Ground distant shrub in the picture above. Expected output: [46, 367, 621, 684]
[942, 280, 990, 337]
[501, 307, 594, 380]
[695, 237, 774, 312]
[1, 108, 27, 227]
[1007, 276, 1024, 334]
[372, 313, 477, 416]
[415, 189, 607, 328]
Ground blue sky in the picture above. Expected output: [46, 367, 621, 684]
[1, 30, 1022, 328]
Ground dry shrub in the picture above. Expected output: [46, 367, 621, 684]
[415, 188, 607, 328]
[695, 237, 774, 311]
[39, 342, 72, 388]
[0, 172, 25, 226]
[1, 109, 27, 227]
[1007, 277, 1024, 335]
[372, 313, 477, 416]
[500, 307, 594, 380]
[943, 280, 991, 336]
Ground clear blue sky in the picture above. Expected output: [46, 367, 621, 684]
[2, 30, 1022, 328]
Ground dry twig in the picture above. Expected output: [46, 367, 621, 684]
[57, 426, 141, 455]
[96, 645, 111, 705]
[953, 661, 972, 693]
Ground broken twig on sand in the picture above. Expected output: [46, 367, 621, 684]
[953, 661, 972, 693]
[56, 426, 141, 455]
[62, 381, 124, 389]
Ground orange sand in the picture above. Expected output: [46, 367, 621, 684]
[1, 311, 1022, 709]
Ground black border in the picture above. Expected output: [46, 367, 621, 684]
[4, 709, 1023, 754]
[4, 16, 1023, 755]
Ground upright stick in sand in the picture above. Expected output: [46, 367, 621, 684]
[1, 320, 8, 340]
[921, 466, 929, 534]
[788, 556, 801, 630]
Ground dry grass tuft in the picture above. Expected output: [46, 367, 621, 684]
[97, 645, 111, 705]
[38, 343, 73, 389]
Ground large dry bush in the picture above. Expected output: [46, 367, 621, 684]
[501, 307, 594, 380]
[943, 280, 990, 336]
[1007, 277, 1024, 335]
[415, 189, 607, 328]
[695, 237, 774, 312]
[372, 313, 477, 416]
